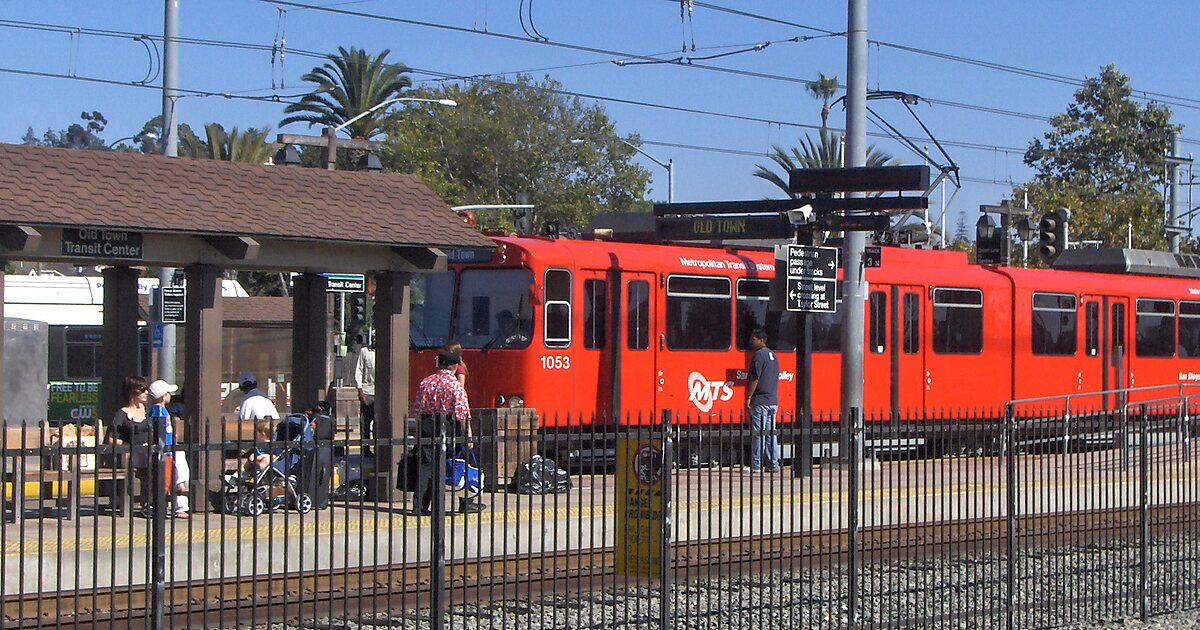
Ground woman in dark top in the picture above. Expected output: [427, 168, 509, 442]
[111, 375, 150, 509]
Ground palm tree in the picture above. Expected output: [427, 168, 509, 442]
[805, 73, 839, 129]
[280, 46, 412, 140]
[752, 129, 895, 198]
[178, 123, 276, 164]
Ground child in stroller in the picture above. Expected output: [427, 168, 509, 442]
[222, 416, 315, 516]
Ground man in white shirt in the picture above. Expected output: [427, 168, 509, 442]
[349, 341, 376, 456]
[236, 371, 281, 421]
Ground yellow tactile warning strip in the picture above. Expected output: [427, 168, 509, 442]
[5, 470, 1198, 557]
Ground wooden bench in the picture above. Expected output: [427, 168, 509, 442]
[2, 423, 131, 523]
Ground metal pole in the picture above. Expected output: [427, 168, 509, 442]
[659, 409, 673, 630]
[846, 412, 860, 628]
[430, 414, 447, 630]
[1005, 405, 1016, 630]
[1170, 132, 1182, 254]
[1139, 405, 1149, 621]
[666, 159, 675, 203]
[840, 0, 868, 463]
[149, 407, 166, 629]
[157, 0, 179, 384]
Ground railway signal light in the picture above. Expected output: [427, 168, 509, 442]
[1038, 208, 1071, 263]
[349, 294, 368, 325]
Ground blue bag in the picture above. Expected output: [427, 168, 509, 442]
[445, 448, 484, 496]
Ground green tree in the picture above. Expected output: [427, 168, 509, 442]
[178, 123, 276, 164]
[806, 73, 839, 129]
[22, 111, 109, 149]
[280, 46, 412, 140]
[752, 128, 895, 197]
[1022, 64, 1178, 250]
[380, 75, 651, 231]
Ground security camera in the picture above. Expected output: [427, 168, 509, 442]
[787, 204, 815, 226]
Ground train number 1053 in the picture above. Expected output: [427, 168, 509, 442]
[540, 355, 571, 370]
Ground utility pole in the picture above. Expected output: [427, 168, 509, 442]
[1169, 131, 1182, 254]
[158, 0, 179, 384]
[840, 0, 868, 462]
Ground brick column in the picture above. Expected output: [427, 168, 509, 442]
[369, 271, 411, 500]
[291, 273, 330, 411]
[100, 267, 141, 431]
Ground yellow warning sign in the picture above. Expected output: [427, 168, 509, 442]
[615, 437, 663, 578]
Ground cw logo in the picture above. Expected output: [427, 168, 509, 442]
[687, 371, 734, 413]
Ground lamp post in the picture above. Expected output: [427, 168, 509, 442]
[322, 97, 457, 170]
[108, 132, 157, 149]
[571, 138, 674, 202]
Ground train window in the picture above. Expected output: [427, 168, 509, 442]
[63, 327, 102, 379]
[903, 293, 920, 354]
[735, 279, 796, 352]
[1031, 293, 1077, 356]
[869, 292, 886, 353]
[627, 281, 650, 350]
[1135, 299, 1175, 358]
[932, 288, 983, 354]
[811, 302, 843, 352]
[1085, 302, 1100, 357]
[666, 275, 731, 350]
[1179, 302, 1200, 358]
[583, 279, 607, 349]
[409, 272, 455, 349]
[455, 269, 534, 349]
[543, 269, 571, 348]
[1112, 303, 1126, 353]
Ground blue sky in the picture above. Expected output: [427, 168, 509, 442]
[2, 1, 1197, 241]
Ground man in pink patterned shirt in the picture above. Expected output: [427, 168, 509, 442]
[410, 350, 483, 515]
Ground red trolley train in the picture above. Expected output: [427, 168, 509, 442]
[407, 236, 1200, 429]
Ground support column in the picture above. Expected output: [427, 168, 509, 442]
[0, 267, 5, 423]
[183, 265, 224, 512]
[291, 273, 330, 411]
[100, 267, 141, 432]
[369, 271, 412, 500]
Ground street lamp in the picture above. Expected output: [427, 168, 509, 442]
[323, 97, 457, 170]
[571, 138, 675, 203]
[108, 131, 157, 149]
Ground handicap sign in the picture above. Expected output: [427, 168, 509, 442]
[152, 322, 164, 348]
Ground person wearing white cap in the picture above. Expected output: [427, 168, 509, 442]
[235, 371, 280, 422]
[147, 379, 190, 518]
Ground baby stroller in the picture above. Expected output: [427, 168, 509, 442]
[222, 414, 316, 516]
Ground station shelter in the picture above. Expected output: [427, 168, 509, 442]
[0, 142, 494, 503]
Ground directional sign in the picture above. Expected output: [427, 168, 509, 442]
[786, 245, 839, 313]
[321, 273, 366, 293]
[789, 165, 930, 194]
[786, 245, 839, 279]
[864, 245, 882, 268]
[161, 286, 186, 324]
[151, 322, 164, 349]
[787, 277, 837, 313]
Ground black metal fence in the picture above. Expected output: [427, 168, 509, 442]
[1, 400, 1198, 629]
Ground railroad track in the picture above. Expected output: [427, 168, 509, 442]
[7, 504, 1197, 628]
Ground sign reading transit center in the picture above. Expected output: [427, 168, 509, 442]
[61, 229, 144, 260]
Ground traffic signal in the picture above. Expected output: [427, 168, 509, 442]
[349, 294, 368, 325]
[1038, 208, 1071, 263]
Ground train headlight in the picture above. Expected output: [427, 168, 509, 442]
[494, 394, 506, 407]
[506, 395, 525, 409]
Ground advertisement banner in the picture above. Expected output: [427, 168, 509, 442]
[48, 381, 100, 424]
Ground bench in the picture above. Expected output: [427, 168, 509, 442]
[2, 423, 132, 523]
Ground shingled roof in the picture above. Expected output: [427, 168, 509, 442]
[0, 143, 493, 250]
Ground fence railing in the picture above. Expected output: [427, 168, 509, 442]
[1, 403, 1197, 629]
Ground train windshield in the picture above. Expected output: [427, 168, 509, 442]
[455, 269, 534, 349]
[410, 272, 456, 348]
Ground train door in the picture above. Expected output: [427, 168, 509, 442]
[617, 273, 656, 419]
[896, 285, 925, 415]
[1082, 295, 1128, 408]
